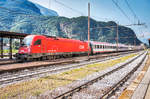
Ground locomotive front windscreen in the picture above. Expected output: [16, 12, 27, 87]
[22, 35, 35, 46]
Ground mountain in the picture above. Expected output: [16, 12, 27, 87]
[0, 0, 58, 16]
[0, 0, 142, 45]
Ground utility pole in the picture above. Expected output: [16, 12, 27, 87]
[134, 35, 136, 46]
[116, 22, 119, 52]
[88, 3, 90, 59]
[49, 0, 51, 9]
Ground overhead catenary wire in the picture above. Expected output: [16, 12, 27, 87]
[124, 0, 140, 22]
[54, 0, 85, 16]
[91, 15, 118, 22]
[0, 4, 143, 30]
[0, 0, 146, 37]
[124, 0, 148, 39]
[90, 23, 144, 30]
[111, 0, 131, 23]
[54, 0, 118, 22]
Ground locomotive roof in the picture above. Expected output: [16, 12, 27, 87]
[30, 35, 86, 43]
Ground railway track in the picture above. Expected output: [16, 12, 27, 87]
[52, 51, 147, 99]
[0, 51, 141, 87]
[0, 50, 137, 66]
[0, 51, 137, 74]
[0, 59, 16, 65]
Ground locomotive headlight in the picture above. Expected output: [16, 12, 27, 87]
[20, 50, 25, 53]
[27, 47, 31, 53]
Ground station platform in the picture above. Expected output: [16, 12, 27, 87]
[131, 61, 150, 99]
[119, 53, 150, 99]
[145, 83, 150, 99]
[0, 58, 13, 62]
[0, 57, 15, 61]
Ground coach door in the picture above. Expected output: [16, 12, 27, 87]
[41, 39, 47, 53]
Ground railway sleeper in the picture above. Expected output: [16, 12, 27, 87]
[53, 52, 145, 99]
[14, 77, 23, 81]
[3, 79, 13, 84]
[104, 53, 147, 98]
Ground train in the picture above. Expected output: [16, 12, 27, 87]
[15, 35, 141, 61]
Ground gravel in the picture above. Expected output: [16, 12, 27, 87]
[0, 52, 135, 88]
[38, 51, 145, 98]
[71, 52, 146, 98]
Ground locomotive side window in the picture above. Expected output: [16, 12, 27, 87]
[34, 39, 41, 45]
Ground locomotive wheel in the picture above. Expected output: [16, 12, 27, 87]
[42, 56, 47, 60]
[68, 54, 72, 58]
[36, 57, 41, 61]
[56, 55, 60, 59]
[23, 58, 29, 62]
[47, 56, 54, 60]
[52, 56, 56, 60]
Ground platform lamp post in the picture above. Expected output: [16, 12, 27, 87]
[0, 38, 3, 58]
[9, 37, 12, 59]
[88, 2, 90, 59]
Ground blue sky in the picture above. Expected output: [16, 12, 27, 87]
[29, 0, 150, 44]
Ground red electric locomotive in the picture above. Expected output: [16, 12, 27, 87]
[16, 35, 89, 60]
[16, 34, 139, 61]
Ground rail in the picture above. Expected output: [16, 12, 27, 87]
[53, 51, 146, 99]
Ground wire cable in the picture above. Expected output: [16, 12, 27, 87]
[54, 0, 85, 16]
[112, 0, 131, 22]
[124, 0, 140, 21]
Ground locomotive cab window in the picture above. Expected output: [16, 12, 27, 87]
[34, 39, 41, 45]
[22, 35, 35, 46]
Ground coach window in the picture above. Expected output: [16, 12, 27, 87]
[93, 45, 95, 49]
[34, 39, 41, 45]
